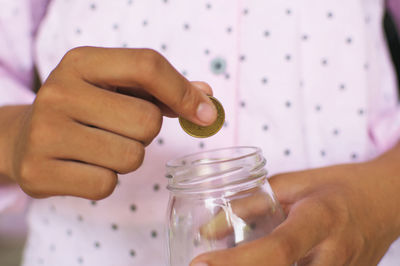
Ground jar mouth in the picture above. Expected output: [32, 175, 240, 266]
[166, 146, 267, 194]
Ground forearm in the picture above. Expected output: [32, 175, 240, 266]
[367, 141, 400, 237]
[0, 105, 30, 184]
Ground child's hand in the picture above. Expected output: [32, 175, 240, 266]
[5, 47, 217, 200]
[190, 158, 400, 266]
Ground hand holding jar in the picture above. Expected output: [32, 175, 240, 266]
[189, 146, 400, 266]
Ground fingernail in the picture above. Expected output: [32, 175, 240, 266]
[192, 263, 209, 266]
[197, 101, 217, 124]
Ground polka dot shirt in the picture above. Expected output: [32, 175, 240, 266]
[1, 0, 400, 265]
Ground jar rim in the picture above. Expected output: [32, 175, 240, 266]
[166, 146, 261, 168]
[166, 146, 267, 194]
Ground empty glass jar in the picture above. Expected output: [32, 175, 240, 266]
[165, 146, 286, 266]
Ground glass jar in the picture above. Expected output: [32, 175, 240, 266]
[165, 146, 286, 266]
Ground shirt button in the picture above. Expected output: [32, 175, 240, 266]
[210, 57, 227, 75]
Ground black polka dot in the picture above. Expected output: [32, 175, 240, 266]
[339, 84, 346, 90]
[90, 3, 96, 10]
[302, 34, 309, 41]
[262, 125, 269, 131]
[223, 121, 228, 127]
[199, 142, 205, 149]
[157, 138, 164, 145]
[239, 55, 246, 61]
[206, 3, 212, 9]
[181, 70, 188, 76]
[75, 28, 82, 35]
[224, 73, 230, 79]
[94, 241, 101, 248]
[130, 204, 137, 212]
[286, 9, 292, 15]
[143, 20, 148, 26]
[240, 101, 246, 108]
[346, 37, 353, 44]
[91, 201, 97, 206]
[364, 63, 369, 70]
[321, 58, 328, 66]
[204, 49, 210, 55]
[78, 257, 84, 264]
[243, 8, 249, 15]
[333, 129, 340, 136]
[77, 215, 84, 222]
[151, 230, 158, 238]
[127, 0, 133, 5]
[161, 44, 167, 51]
[285, 101, 292, 108]
[351, 153, 358, 160]
[130, 249, 136, 257]
[153, 184, 160, 191]
[122, 43, 128, 48]
[113, 24, 119, 30]
[285, 54, 292, 61]
[320, 150, 326, 157]
[66, 229, 72, 236]
[226, 27, 232, 33]
[284, 149, 291, 156]
[327, 11, 334, 18]
[111, 224, 119, 231]
[358, 109, 365, 115]
[261, 77, 268, 84]
[315, 105, 322, 112]
[183, 23, 190, 30]
[264, 30, 270, 37]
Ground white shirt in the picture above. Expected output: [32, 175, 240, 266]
[1, 0, 400, 265]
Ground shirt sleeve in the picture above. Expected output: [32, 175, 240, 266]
[0, 0, 50, 106]
[0, 0, 50, 213]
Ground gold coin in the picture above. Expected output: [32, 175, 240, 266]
[179, 96, 225, 138]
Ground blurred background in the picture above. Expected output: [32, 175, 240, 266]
[1, 7, 399, 266]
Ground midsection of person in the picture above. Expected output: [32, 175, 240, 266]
[22, 0, 398, 265]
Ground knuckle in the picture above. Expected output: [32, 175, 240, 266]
[140, 104, 162, 144]
[136, 48, 165, 79]
[118, 142, 145, 174]
[18, 159, 43, 197]
[89, 170, 117, 200]
[62, 46, 90, 64]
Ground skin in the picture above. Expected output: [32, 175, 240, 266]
[0, 46, 217, 199]
[1, 46, 400, 265]
[190, 143, 400, 266]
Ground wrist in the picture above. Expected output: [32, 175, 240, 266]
[0, 105, 30, 183]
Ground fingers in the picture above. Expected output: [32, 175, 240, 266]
[191, 197, 330, 266]
[38, 78, 162, 145]
[200, 190, 276, 239]
[41, 118, 145, 174]
[57, 47, 217, 126]
[19, 158, 117, 200]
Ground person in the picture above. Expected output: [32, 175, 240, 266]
[1, 0, 400, 265]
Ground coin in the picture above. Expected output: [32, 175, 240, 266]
[179, 96, 225, 138]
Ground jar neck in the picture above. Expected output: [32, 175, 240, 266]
[166, 146, 267, 195]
